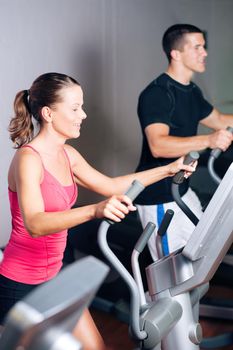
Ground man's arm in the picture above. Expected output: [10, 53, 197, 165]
[145, 121, 233, 158]
[200, 108, 233, 130]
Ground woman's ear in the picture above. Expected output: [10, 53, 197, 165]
[41, 106, 53, 123]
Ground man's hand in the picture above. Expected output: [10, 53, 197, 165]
[208, 129, 233, 152]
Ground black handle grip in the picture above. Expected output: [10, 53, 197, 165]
[211, 126, 233, 159]
[135, 222, 156, 253]
[106, 180, 145, 225]
[157, 209, 174, 237]
[124, 180, 145, 201]
[173, 151, 199, 185]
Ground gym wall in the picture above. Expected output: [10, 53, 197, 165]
[0, 0, 232, 247]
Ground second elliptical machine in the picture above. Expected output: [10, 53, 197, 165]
[98, 151, 233, 350]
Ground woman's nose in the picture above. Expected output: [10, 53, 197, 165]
[80, 109, 87, 120]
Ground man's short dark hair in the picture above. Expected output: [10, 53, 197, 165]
[162, 24, 203, 62]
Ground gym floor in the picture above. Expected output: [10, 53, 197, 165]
[90, 284, 233, 350]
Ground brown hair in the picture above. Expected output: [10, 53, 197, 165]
[9, 72, 80, 148]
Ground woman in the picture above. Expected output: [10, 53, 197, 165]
[0, 72, 196, 349]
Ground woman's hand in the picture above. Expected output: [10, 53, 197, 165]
[95, 195, 137, 222]
[167, 156, 197, 178]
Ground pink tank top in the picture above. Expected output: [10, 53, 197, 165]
[0, 145, 78, 284]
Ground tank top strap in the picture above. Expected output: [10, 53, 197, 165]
[63, 148, 75, 182]
[21, 145, 75, 184]
[21, 144, 45, 168]
[21, 144, 41, 156]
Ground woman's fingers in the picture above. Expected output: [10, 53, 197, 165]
[101, 195, 136, 222]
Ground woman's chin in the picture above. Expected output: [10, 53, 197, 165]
[74, 130, 81, 139]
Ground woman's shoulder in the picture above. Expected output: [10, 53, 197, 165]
[64, 143, 80, 158]
[64, 144, 83, 165]
[15, 145, 42, 164]
[8, 145, 43, 189]
[12, 145, 44, 179]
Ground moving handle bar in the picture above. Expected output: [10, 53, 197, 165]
[156, 209, 174, 259]
[98, 180, 148, 341]
[98, 179, 183, 343]
[208, 126, 233, 185]
[171, 151, 200, 226]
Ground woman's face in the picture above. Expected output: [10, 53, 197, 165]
[49, 84, 87, 140]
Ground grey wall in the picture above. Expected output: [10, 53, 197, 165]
[0, 0, 233, 246]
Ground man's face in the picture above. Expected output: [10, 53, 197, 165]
[179, 33, 208, 73]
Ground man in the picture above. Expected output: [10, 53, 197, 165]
[135, 24, 233, 261]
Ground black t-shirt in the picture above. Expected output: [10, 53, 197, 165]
[135, 73, 213, 205]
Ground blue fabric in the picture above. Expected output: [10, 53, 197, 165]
[157, 204, 169, 255]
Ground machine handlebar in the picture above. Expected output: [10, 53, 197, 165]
[172, 152, 200, 225]
[173, 151, 200, 185]
[98, 181, 183, 345]
[106, 180, 145, 225]
[124, 179, 145, 201]
[208, 126, 233, 185]
[157, 209, 174, 237]
[210, 126, 233, 160]
[134, 222, 156, 253]
[98, 180, 147, 340]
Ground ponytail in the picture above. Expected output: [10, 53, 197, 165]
[8, 90, 34, 148]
